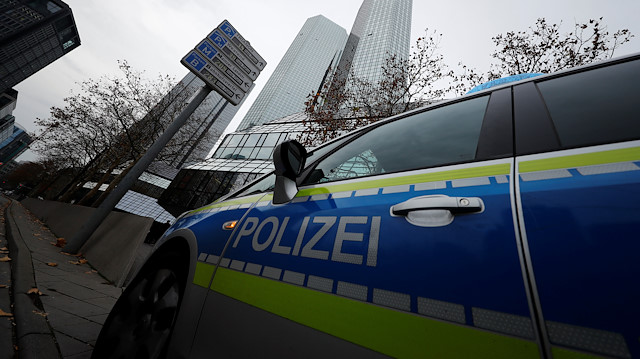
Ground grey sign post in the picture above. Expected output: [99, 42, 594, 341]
[66, 20, 265, 253]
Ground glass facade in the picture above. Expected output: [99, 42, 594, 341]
[0, 0, 80, 93]
[115, 190, 175, 224]
[160, 113, 313, 216]
[121, 72, 252, 222]
[146, 72, 251, 180]
[346, 0, 412, 87]
[0, 123, 32, 163]
[236, 15, 348, 130]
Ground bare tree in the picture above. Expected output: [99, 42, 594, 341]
[33, 61, 213, 205]
[300, 29, 453, 146]
[453, 17, 634, 95]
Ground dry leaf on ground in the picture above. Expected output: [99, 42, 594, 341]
[69, 260, 81, 265]
[0, 256, 11, 262]
[0, 309, 13, 317]
[46, 262, 57, 267]
[27, 288, 42, 296]
[79, 259, 88, 264]
[32, 310, 47, 317]
[53, 238, 66, 248]
[60, 251, 81, 257]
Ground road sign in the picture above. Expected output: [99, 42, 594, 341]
[207, 28, 260, 80]
[181, 51, 245, 105]
[219, 19, 266, 71]
[196, 39, 253, 93]
[182, 19, 266, 105]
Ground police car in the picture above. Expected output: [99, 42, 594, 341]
[93, 53, 640, 358]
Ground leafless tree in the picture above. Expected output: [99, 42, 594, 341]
[299, 29, 453, 147]
[33, 60, 213, 206]
[453, 17, 634, 95]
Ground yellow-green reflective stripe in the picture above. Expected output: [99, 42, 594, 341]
[189, 194, 269, 215]
[193, 262, 215, 288]
[519, 147, 640, 173]
[297, 163, 510, 197]
[211, 267, 538, 358]
[551, 346, 602, 359]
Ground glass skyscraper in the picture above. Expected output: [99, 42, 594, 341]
[236, 15, 348, 131]
[111, 72, 252, 223]
[0, 0, 80, 94]
[335, 0, 412, 90]
[147, 72, 251, 180]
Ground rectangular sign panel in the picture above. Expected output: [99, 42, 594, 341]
[196, 39, 253, 93]
[182, 19, 265, 105]
[219, 19, 266, 71]
[207, 28, 260, 81]
[181, 51, 245, 105]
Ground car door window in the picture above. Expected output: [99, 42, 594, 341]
[303, 95, 490, 185]
[536, 59, 640, 148]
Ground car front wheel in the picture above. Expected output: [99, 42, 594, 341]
[92, 251, 186, 359]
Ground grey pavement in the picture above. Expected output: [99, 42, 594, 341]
[1, 196, 123, 358]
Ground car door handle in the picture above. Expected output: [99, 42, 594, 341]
[391, 195, 484, 227]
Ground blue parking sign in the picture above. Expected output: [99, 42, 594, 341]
[185, 52, 205, 71]
[209, 30, 227, 48]
[220, 21, 237, 38]
[197, 41, 218, 60]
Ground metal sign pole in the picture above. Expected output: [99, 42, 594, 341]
[65, 86, 212, 253]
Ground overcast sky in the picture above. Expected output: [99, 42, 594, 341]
[12, 0, 640, 161]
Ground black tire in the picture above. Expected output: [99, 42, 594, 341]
[92, 251, 187, 359]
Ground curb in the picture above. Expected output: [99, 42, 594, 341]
[5, 201, 60, 358]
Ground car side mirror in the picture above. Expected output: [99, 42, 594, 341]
[272, 140, 307, 204]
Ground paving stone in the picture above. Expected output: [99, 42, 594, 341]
[55, 320, 102, 343]
[66, 350, 92, 359]
[40, 295, 111, 318]
[84, 313, 109, 325]
[39, 281, 107, 301]
[18, 333, 60, 359]
[54, 331, 93, 357]
[83, 296, 117, 311]
[45, 307, 89, 328]
[34, 270, 64, 283]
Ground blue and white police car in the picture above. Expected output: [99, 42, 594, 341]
[93, 53, 640, 358]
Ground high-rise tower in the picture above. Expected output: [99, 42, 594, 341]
[236, 15, 348, 131]
[0, 0, 80, 93]
[335, 0, 412, 90]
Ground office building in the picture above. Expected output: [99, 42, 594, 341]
[345, 0, 412, 85]
[1, 0, 80, 93]
[146, 72, 251, 180]
[0, 119, 32, 164]
[0, 89, 31, 165]
[108, 72, 251, 223]
[236, 15, 348, 131]
[160, 112, 312, 215]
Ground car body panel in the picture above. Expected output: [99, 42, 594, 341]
[187, 159, 542, 357]
[517, 141, 640, 358]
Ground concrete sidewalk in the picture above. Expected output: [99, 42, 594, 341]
[1, 196, 123, 358]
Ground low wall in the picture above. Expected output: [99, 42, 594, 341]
[21, 198, 154, 287]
